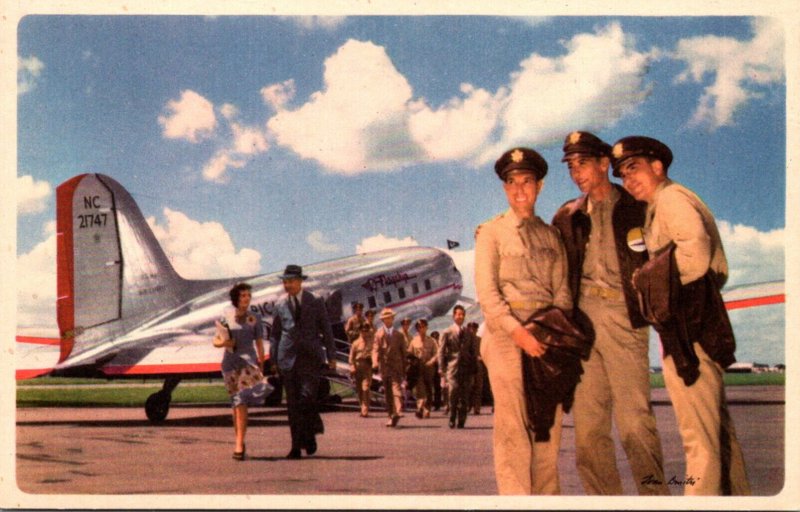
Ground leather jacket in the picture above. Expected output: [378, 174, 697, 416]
[633, 242, 736, 386]
[521, 307, 592, 442]
[552, 185, 649, 328]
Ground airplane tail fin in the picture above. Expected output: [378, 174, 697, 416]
[56, 174, 186, 363]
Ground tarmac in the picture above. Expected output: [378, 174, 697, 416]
[12, 385, 788, 508]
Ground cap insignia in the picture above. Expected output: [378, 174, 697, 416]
[511, 149, 524, 163]
[568, 132, 581, 144]
[612, 143, 624, 159]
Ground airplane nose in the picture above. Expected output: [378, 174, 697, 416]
[453, 264, 463, 291]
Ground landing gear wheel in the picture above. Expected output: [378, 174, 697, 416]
[145, 391, 171, 423]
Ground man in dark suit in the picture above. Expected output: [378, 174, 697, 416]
[438, 305, 478, 429]
[269, 264, 337, 459]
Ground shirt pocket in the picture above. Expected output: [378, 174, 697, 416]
[498, 245, 529, 281]
[526, 246, 558, 277]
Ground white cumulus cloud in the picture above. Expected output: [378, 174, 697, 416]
[146, 208, 262, 279]
[261, 79, 296, 111]
[356, 234, 419, 254]
[480, 21, 652, 162]
[158, 90, 218, 143]
[307, 230, 340, 253]
[18, 55, 44, 95]
[17, 222, 57, 328]
[200, 111, 269, 183]
[267, 39, 421, 174]
[718, 221, 784, 286]
[672, 17, 784, 129]
[17, 175, 52, 215]
[267, 24, 653, 173]
[409, 84, 502, 162]
[285, 16, 347, 31]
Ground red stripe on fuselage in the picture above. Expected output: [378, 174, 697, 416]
[101, 362, 223, 376]
[16, 336, 60, 345]
[725, 294, 785, 311]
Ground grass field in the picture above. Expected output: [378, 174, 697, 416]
[16, 378, 355, 408]
[16, 373, 783, 408]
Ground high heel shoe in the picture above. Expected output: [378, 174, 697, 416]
[232, 444, 246, 461]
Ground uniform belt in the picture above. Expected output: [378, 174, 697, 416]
[581, 284, 624, 301]
[507, 300, 550, 311]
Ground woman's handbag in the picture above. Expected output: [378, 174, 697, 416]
[213, 320, 234, 350]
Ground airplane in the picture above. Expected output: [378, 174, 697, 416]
[16, 173, 463, 422]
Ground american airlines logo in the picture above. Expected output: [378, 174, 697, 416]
[361, 272, 417, 292]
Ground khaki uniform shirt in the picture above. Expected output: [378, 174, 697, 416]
[349, 334, 374, 366]
[644, 180, 728, 286]
[581, 187, 624, 297]
[475, 209, 572, 335]
[408, 334, 438, 367]
[345, 314, 365, 341]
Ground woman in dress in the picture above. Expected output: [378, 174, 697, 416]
[216, 282, 268, 460]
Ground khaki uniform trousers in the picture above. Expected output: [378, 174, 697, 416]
[414, 365, 436, 415]
[573, 296, 668, 495]
[482, 328, 562, 495]
[662, 342, 751, 495]
[353, 359, 372, 415]
[382, 375, 404, 419]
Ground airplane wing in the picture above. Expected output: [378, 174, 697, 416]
[16, 329, 227, 380]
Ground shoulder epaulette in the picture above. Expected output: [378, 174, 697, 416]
[474, 213, 503, 239]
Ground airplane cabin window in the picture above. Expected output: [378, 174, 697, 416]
[412, 283, 419, 295]
[384, 291, 392, 304]
[398, 287, 406, 299]
[424, 279, 431, 291]
[368, 296, 377, 309]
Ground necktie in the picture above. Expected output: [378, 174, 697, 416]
[519, 217, 535, 251]
[291, 296, 300, 321]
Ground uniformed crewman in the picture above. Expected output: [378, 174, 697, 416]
[348, 322, 375, 417]
[612, 135, 750, 496]
[407, 318, 438, 418]
[344, 302, 366, 342]
[475, 147, 572, 494]
[552, 131, 668, 495]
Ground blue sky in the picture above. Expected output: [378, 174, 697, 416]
[15, 15, 787, 363]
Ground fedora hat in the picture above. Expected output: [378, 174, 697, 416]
[280, 264, 307, 280]
[379, 307, 396, 320]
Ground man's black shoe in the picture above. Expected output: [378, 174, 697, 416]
[304, 438, 317, 456]
[286, 448, 302, 459]
[448, 419, 456, 429]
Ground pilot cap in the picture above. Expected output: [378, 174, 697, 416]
[494, 147, 548, 181]
[611, 136, 673, 177]
[561, 131, 612, 162]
